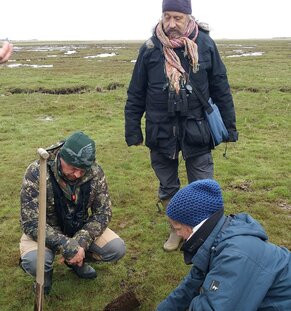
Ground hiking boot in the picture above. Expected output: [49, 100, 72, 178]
[156, 198, 171, 213]
[66, 262, 97, 279]
[163, 228, 182, 252]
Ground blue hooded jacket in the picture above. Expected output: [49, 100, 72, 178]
[156, 213, 291, 311]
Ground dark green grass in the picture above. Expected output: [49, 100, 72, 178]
[0, 39, 290, 310]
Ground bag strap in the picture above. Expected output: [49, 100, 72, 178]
[192, 85, 229, 158]
[191, 85, 213, 114]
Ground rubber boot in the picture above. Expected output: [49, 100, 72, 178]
[44, 269, 53, 294]
[65, 262, 97, 279]
[156, 198, 171, 213]
[158, 198, 183, 251]
[163, 226, 183, 252]
[33, 269, 53, 295]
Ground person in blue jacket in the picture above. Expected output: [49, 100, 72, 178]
[156, 179, 291, 311]
[124, 0, 238, 251]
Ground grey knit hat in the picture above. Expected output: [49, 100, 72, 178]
[166, 179, 224, 227]
[162, 0, 192, 14]
[59, 131, 96, 169]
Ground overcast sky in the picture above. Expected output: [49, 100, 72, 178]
[1, 0, 290, 41]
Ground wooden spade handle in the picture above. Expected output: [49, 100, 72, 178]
[34, 148, 49, 311]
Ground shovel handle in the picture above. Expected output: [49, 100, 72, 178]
[37, 148, 49, 160]
[34, 148, 49, 311]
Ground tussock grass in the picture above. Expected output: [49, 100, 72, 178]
[0, 39, 290, 310]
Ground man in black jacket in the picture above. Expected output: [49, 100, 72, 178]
[124, 0, 238, 251]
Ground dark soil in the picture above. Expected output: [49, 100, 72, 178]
[7, 86, 89, 95]
[103, 291, 140, 311]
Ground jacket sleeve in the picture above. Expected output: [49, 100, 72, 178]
[124, 43, 150, 146]
[208, 41, 238, 142]
[188, 247, 273, 311]
[156, 266, 204, 311]
[73, 165, 112, 251]
[20, 162, 80, 260]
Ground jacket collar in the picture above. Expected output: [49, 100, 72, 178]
[189, 215, 229, 272]
[181, 208, 224, 265]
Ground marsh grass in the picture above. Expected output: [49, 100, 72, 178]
[0, 39, 290, 310]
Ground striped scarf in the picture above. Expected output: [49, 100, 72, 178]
[156, 18, 199, 93]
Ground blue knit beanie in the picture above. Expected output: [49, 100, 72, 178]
[166, 179, 224, 227]
[162, 0, 192, 14]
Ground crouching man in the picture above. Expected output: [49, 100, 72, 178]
[157, 179, 291, 311]
[19, 131, 126, 294]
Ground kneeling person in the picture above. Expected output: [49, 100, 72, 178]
[157, 179, 291, 311]
[20, 131, 126, 294]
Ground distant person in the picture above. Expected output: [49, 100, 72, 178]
[156, 179, 291, 311]
[0, 41, 13, 64]
[124, 0, 238, 251]
[19, 131, 126, 294]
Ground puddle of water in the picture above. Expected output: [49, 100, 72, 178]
[84, 53, 116, 59]
[39, 116, 54, 122]
[7, 64, 53, 68]
[28, 48, 51, 52]
[101, 46, 125, 50]
[22, 45, 86, 52]
[227, 52, 264, 58]
[218, 44, 243, 47]
[65, 50, 77, 55]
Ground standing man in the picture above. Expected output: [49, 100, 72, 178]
[156, 179, 291, 311]
[125, 0, 238, 251]
[20, 131, 126, 294]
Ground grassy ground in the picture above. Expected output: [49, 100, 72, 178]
[0, 38, 290, 310]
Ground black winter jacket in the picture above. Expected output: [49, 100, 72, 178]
[125, 30, 238, 159]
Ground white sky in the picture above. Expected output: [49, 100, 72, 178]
[1, 0, 291, 41]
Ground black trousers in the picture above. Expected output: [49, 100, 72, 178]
[150, 150, 214, 200]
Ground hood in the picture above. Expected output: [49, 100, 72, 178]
[190, 213, 269, 269]
[219, 213, 268, 243]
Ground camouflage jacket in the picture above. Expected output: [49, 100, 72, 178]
[20, 149, 112, 260]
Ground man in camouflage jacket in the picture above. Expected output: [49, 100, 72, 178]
[20, 131, 126, 294]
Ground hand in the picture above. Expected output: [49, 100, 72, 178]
[226, 131, 239, 142]
[60, 246, 85, 267]
[0, 41, 13, 64]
